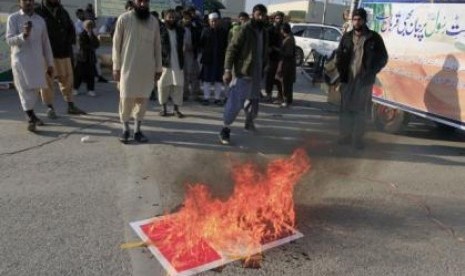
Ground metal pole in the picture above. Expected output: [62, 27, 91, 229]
[94, 0, 99, 17]
[322, 0, 328, 24]
[350, 0, 359, 16]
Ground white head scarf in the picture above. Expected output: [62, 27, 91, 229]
[208, 12, 219, 20]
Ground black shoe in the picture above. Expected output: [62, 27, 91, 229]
[214, 99, 223, 106]
[68, 105, 87, 115]
[27, 121, 36, 132]
[202, 99, 210, 106]
[219, 127, 231, 145]
[175, 111, 185, 118]
[98, 76, 109, 83]
[244, 120, 256, 132]
[159, 110, 168, 117]
[46, 108, 57, 119]
[119, 131, 130, 144]
[33, 117, 44, 126]
[133, 132, 148, 143]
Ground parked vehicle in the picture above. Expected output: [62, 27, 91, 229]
[361, 0, 465, 132]
[291, 23, 343, 66]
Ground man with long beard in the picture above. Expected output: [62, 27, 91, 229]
[112, 0, 162, 143]
[157, 9, 185, 118]
[219, 4, 269, 145]
[336, 8, 388, 150]
[35, 0, 86, 118]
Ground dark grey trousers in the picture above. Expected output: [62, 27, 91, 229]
[339, 80, 372, 142]
[340, 110, 366, 141]
[223, 78, 259, 126]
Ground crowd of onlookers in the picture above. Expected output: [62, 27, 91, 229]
[72, 1, 297, 107]
[7, 0, 384, 149]
[7, 0, 297, 145]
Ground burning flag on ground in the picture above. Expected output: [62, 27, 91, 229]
[130, 149, 311, 276]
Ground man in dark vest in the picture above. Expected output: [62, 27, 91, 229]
[265, 11, 284, 103]
[35, 0, 86, 119]
[157, 9, 185, 118]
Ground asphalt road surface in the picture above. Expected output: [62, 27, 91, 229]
[1, 70, 465, 276]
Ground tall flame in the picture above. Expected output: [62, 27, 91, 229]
[147, 148, 311, 269]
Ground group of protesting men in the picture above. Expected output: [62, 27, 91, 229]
[112, 1, 290, 144]
[6, 0, 387, 149]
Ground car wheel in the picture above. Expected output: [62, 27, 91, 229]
[295, 47, 304, 67]
[373, 103, 410, 133]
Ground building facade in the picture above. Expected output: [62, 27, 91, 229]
[245, 0, 350, 26]
[220, 0, 246, 18]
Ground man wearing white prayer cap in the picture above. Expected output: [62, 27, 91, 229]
[199, 12, 228, 106]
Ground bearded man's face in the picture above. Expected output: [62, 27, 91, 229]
[134, 0, 150, 21]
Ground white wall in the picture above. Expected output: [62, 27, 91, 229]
[245, 0, 308, 17]
[245, 0, 265, 13]
[245, 0, 309, 14]
[221, 0, 246, 17]
[0, 0, 20, 13]
[0, 0, 90, 15]
[245, 0, 348, 25]
[245, 0, 351, 14]
[268, 1, 308, 13]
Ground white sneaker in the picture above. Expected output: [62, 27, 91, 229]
[87, 91, 96, 97]
[72, 89, 80, 96]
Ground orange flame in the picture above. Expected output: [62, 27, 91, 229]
[147, 148, 311, 269]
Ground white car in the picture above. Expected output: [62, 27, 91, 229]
[291, 23, 343, 66]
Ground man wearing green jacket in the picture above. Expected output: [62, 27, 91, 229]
[219, 4, 268, 145]
[228, 12, 250, 43]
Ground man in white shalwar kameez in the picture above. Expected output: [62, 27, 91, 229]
[112, 0, 162, 144]
[6, 0, 54, 132]
[158, 10, 185, 118]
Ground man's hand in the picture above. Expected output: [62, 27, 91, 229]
[154, 72, 162, 82]
[223, 71, 232, 85]
[46, 66, 54, 78]
[23, 22, 32, 39]
[113, 70, 121, 82]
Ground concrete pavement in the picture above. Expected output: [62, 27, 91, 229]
[1, 70, 465, 275]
